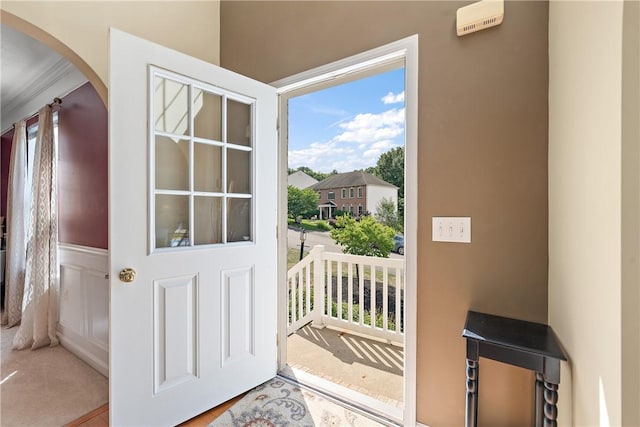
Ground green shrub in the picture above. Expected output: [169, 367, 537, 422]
[314, 221, 331, 231]
[287, 285, 398, 332]
[329, 301, 397, 331]
[330, 215, 395, 258]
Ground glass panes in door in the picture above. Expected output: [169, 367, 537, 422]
[194, 143, 222, 193]
[151, 68, 255, 250]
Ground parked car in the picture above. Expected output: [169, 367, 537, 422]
[393, 234, 404, 255]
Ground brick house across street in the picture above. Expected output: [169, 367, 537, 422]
[309, 170, 398, 219]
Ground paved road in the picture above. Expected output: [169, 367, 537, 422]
[287, 227, 403, 259]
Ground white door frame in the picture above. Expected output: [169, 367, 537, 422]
[272, 35, 418, 427]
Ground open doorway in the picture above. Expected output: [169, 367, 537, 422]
[286, 67, 406, 410]
[274, 36, 418, 426]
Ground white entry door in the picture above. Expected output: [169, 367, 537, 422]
[109, 29, 277, 425]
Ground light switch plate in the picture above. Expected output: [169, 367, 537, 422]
[432, 217, 471, 243]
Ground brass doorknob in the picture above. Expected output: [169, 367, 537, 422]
[119, 268, 136, 283]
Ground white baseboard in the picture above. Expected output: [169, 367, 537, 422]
[58, 325, 108, 377]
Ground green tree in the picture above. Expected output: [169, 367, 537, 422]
[287, 185, 319, 219]
[371, 147, 404, 229]
[374, 197, 400, 231]
[330, 215, 395, 258]
[371, 147, 404, 198]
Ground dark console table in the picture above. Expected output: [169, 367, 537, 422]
[462, 310, 568, 427]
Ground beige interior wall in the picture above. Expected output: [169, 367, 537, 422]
[548, 1, 625, 426]
[221, 2, 549, 425]
[621, 1, 640, 425]
[0, 0, 220, 104]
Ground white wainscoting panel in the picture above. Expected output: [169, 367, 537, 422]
[153, 274, 198, 395]
[87, 269, 109, 350]
[57, 244, 109, 377]
[59, 264, 85, 336]
[221, 266, 255, 366]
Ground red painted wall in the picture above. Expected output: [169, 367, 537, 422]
[1, 130, 13, 220]
[0, 82, 108, 249]
[57, 82, 108, 249]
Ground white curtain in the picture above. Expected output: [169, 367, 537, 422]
[13, 106, 59, 350]
[1, 121, 29, 327]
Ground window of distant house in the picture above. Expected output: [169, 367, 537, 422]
[317, 191, 322, 199]
[342, 205, 346, 211]
[358, 187, 363, 198]
[349, 204, 353, 214]
[328, 191, 335, 200]
[349, 187, 354, 198]
[358, 204, 363, 216]
[341, 188, 346, 198]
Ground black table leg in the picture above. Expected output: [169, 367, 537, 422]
[534, 373, 544, 427]
[465, 359, 478, 427]
[543, 380, 559, 427]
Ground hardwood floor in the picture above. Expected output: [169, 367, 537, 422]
[178, 395, 245, 427]
[64, 405, 109, 427]
[66, 394, 246, 427]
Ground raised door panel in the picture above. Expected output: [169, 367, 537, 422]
[153, 275, 198, 394]
[221, 266, 255, 366]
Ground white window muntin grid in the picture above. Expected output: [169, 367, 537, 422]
[149, 66, 256, 253]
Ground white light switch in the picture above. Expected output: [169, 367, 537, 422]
[432, 217, 471, 243]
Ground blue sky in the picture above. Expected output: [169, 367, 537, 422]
[288, 67, 405, 173]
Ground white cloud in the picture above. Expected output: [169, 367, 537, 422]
[289, 145, 375, 172]
[381, 91, 405, 105]
[363, 140, 396, 159]
[335, 108, 404, 144]
[288, 140, 352, 170]
[289, 107, 405, 172]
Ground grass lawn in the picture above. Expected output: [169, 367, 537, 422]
[287, 218, 331, 232]
[288, 247, 308, 269]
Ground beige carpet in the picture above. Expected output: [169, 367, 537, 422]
[1, 326, 109, 426]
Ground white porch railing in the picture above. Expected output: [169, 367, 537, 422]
[287, 245, 404, 343]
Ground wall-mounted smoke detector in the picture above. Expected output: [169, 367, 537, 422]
[456, 0, 504, 36]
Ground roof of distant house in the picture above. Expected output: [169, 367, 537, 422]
[287, 170, 318, 189]
[310, 170, 397, 191]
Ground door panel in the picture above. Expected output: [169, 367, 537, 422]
[153, 275, 198, 395]
[221, 267, 255, 364]
[109, 29, 277, 425]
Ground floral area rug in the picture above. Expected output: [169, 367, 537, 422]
[208, 378, 387, 427]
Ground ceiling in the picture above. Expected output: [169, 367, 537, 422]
[1, 24, 87, 132]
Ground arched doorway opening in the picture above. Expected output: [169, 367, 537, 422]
[1, 12, 110, 426]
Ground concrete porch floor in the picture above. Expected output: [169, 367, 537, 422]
[287, 325, 404, 408]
